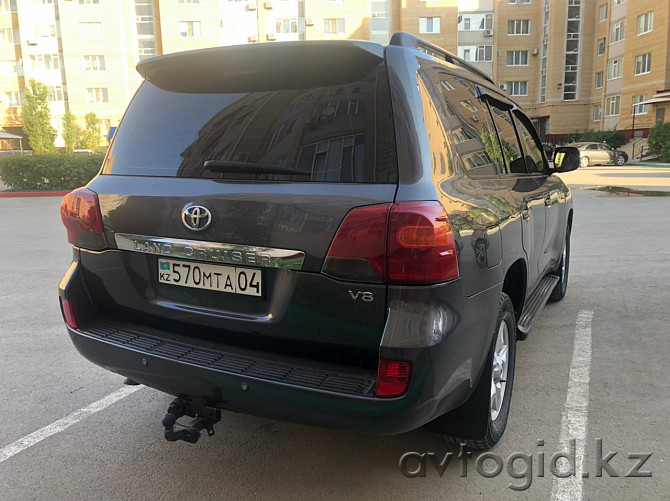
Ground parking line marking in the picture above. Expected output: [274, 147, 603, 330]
[551, 310, 594, 501]
[0, 385, 142, 465]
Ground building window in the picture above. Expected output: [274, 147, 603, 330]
[78, 22, 102, 39]
[30, 54, 60, 70]
[476, 45, 492, 62]
[609, 20, 625, 43]
[634, 53, 651, 75]
[79, 0, 100, 4]
[323, 18, 345, 35]
[83, 55, 105, 71]
[178, 0, 199, 3]
[86, 87, 108, 104]
[419, 17, 441, 34]
[593, 104, 601, 121]
[4, 91, 23, 107]
[458, 13, 493, 31]
[48, 86, 64, 102]
[597, 37, 606, 55]
[275, 18, 298, 34]
[632, 95, 649, 115]
[607, 57, 622, 79]
[99, 119, 111, 137]
[506, 50, 529, 65]
[507, 81, 528, 96]
[599, 4, 607, 22]
[637, 12, 653, 35]
[595, 71, 603, 88]
[605, 95, 621, 116]
[178, 21, 201, 38]
[458, 46, 492, 62]
[508, 0, 531, 3]
[612, 0, 625, 6]
[507, 19, 530, 35]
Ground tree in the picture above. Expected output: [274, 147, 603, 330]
[62, 112, 78, 153]
[81, 111, 101, 151]
[22, 79, 56, 153]
[647, 121, 670, 162]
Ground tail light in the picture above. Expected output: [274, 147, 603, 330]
[60, 297, 79, 329]
[60, 188, 107, 250]
[387, 202, 459, 283]
[322, 201, 459, 284]
[376, 359, 411, 397]
[322, 204, 391, 282]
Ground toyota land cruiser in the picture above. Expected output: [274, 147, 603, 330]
[58, 33, 579, 449]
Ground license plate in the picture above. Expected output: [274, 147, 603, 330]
[157, 259, 261, 297]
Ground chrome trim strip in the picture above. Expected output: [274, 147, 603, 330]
[114, 233, 305, 270]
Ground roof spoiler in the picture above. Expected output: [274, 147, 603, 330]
[136, 41, 384, 93]
[389, 32, 495, 85]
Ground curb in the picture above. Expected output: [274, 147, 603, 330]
[0, 190, 69, 198]
[627, 162, 670, 168]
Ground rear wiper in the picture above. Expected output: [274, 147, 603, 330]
[203, 160, 311, 176]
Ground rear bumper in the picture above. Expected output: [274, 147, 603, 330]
[60, 254, 502, 435]
[66, 321, 439, 434]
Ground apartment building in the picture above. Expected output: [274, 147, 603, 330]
[493, 0, 670, 140]
[0, 0, 461, 148]
[1, 0, 668, 148]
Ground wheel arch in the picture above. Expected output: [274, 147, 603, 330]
[502, 258, 527, 322]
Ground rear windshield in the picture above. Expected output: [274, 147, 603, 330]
[102, 63, 397, 183]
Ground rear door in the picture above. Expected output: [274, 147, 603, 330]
[83, 43, 398, 368]
[511, 110, 562, 276]
[486, 102, 547, 289]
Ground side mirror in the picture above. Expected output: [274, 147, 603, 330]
[552, 146, 580, 173]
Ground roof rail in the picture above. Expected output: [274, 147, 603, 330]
[389, 32, 495, 85]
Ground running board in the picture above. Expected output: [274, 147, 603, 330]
[517, 275, 559, 339]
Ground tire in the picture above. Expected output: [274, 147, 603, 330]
[425, 293, 517, 450]
[549, 226, 570, 302]
[580, 156, 590, 168]
[615, 155, 626, 166]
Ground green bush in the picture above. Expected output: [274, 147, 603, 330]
[0, 153, 104, 191]
[647, 122, 670, 162]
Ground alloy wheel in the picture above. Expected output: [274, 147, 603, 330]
[490, 320, 509, 421]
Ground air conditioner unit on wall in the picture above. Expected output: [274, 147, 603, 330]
[499, 83, 508, 91]
[532, 48, 539, 55]
[248, 34, 258, 42]
[263, 1, 272, 9]
[266, 33, 276, 41]
[484, 29, 494, 37]
[305, 18, 314, 26]
[246, 1, 257, 11]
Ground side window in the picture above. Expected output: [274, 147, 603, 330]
[426, 70, 502, 177]
[587, 144, 599, 150]
[512, 111, 546, 173]
[487, 105, 526, 174]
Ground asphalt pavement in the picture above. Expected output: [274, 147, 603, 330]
[0, 169, 668, 500]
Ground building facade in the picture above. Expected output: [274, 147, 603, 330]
[0, 0, 668, 148]
[492, 0, 670, 140]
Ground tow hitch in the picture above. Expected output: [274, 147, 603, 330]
[161, 397, 221, 444]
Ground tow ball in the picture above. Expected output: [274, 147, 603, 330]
[162, 397, 221, 444]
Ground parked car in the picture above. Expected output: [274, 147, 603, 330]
[58, 33, 580, 449]
[572, 141, 628, 167]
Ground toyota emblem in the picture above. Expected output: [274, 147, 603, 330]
[182, 204, 212, 231]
